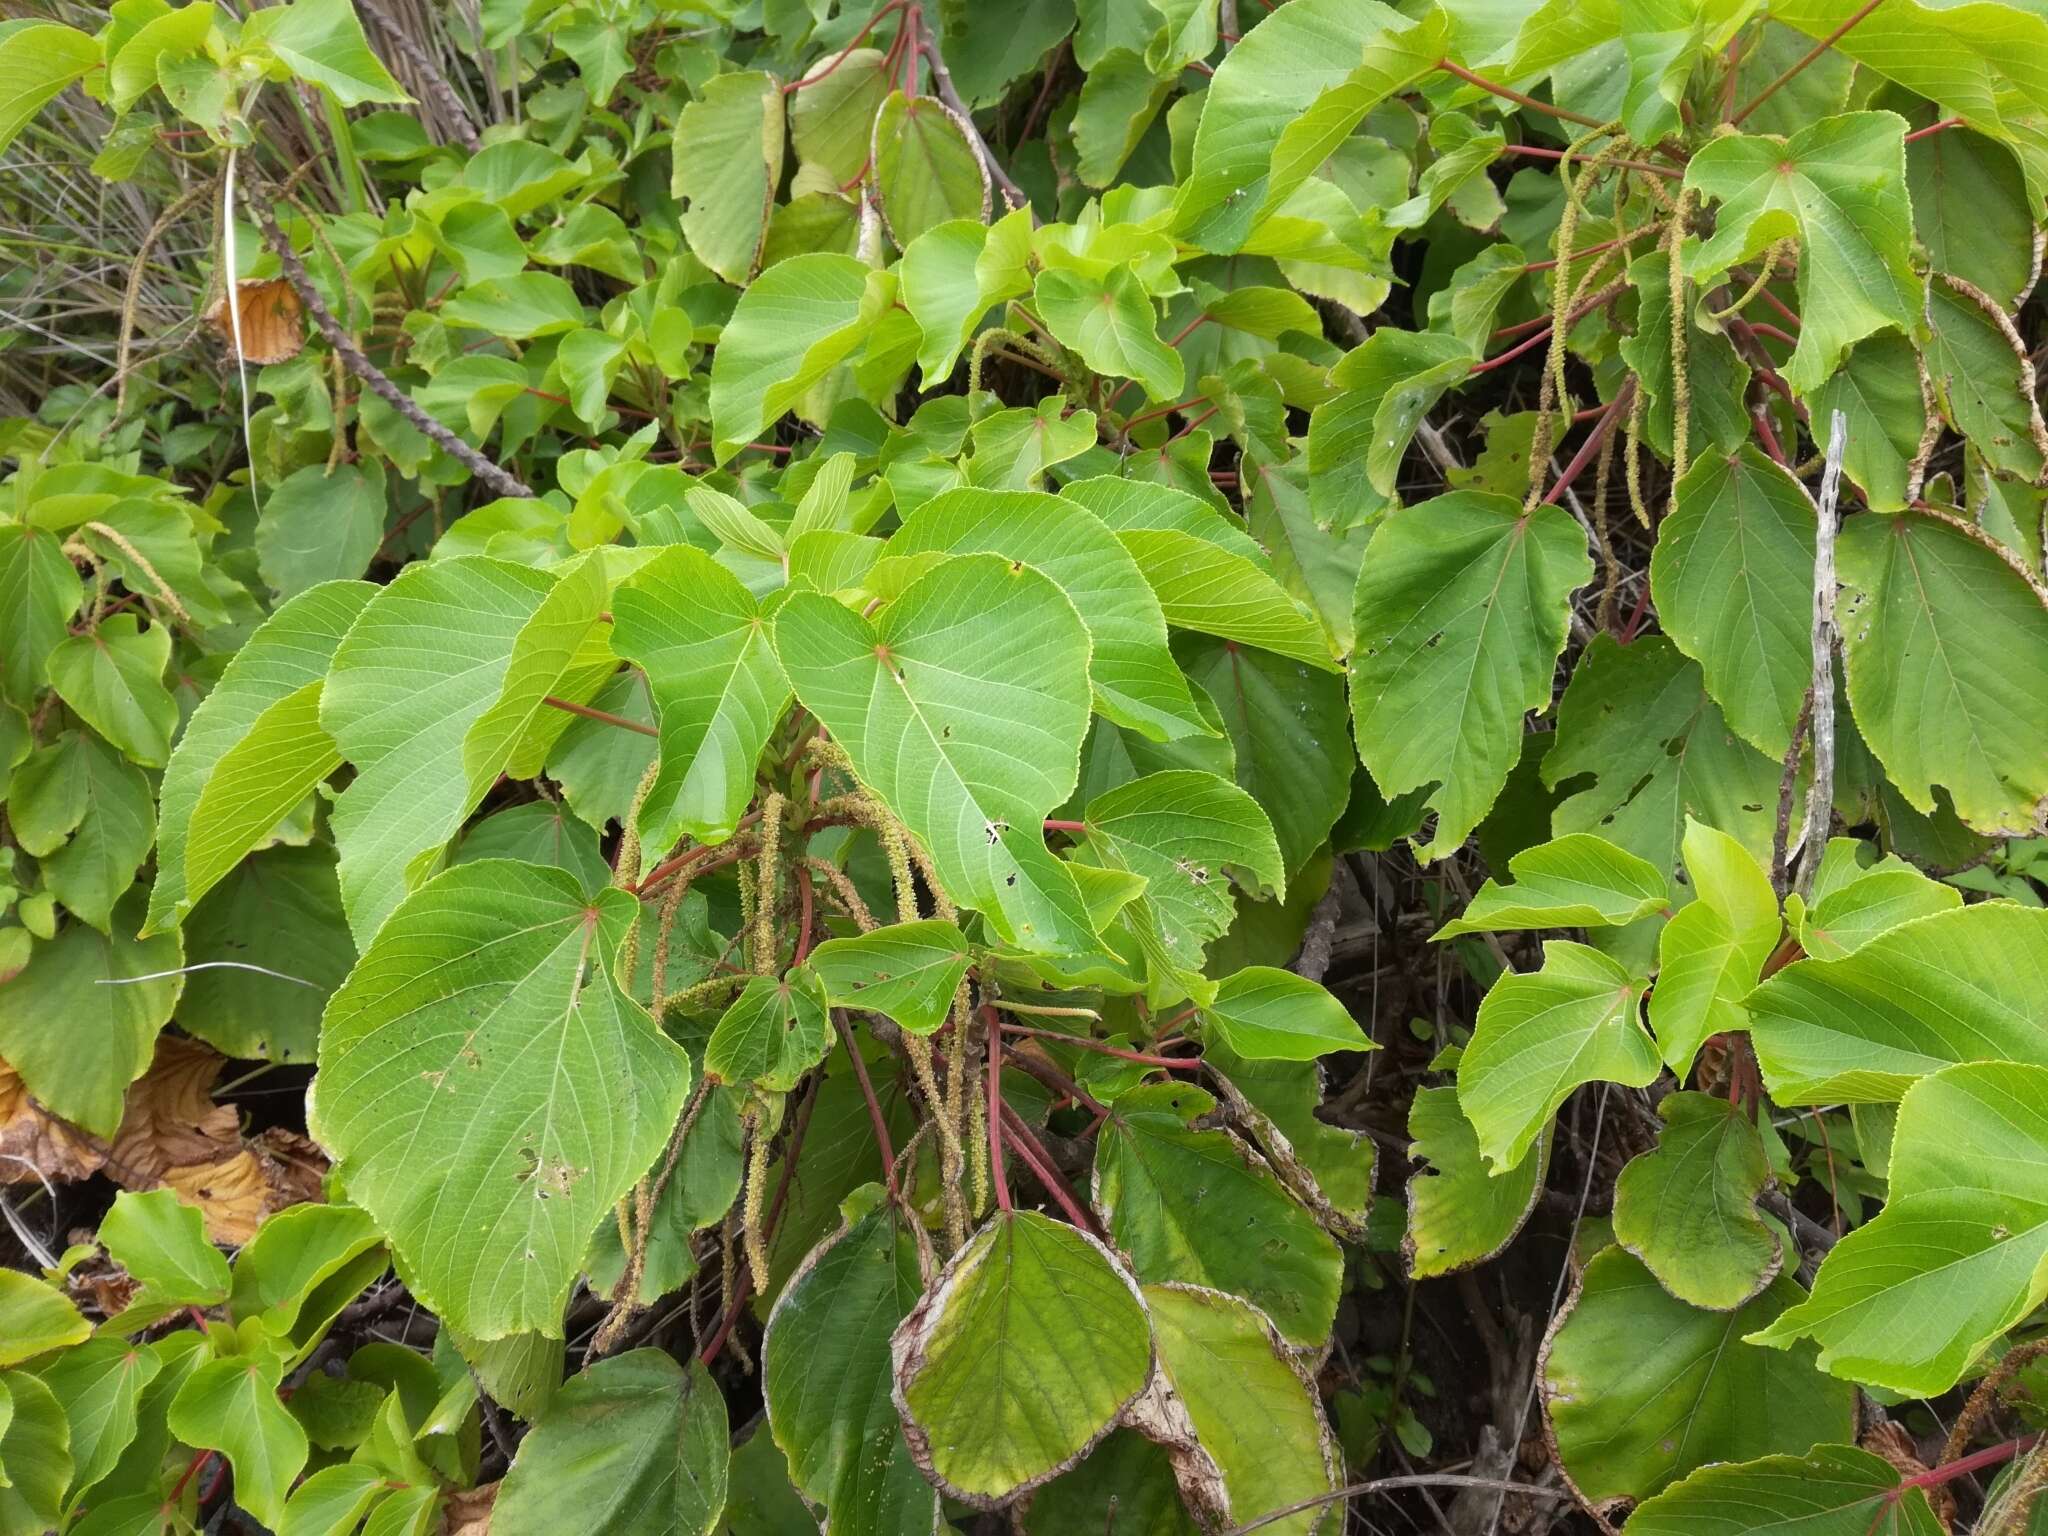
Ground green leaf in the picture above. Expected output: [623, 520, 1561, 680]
[1908, 122, 2034, 307]
[0, 1372, 70, 1536]
[893, 487, 1211, 742]
[1768, 0, 2048, 139]
[1350, 492, 1592, 860]
[1750, 1061, 2048, 1394]
[0, 22, 100, 159]
[1748, 903, 2048, 1104]
[1650, 818, 1780, 1076]
[1651, 448, 1817, 757]
[1436, 833, 1667, 939]
[1614, 1093, 1781, 1311]
[789, 47, 890, 184]
[1258, 7, 1446, 228]
[1035, 265, 1182, 405]
[965, 401, 1100, 490]
[38, 1334, 162, 1509]
[1197, 965, 1370, 1061]
[710, 253, 874, 460]
[939, 0, 1077, 104]
[46, 616, 178, 768]
[322, 556, 608, 942]
[166, 1348, 309, 1530]
[1306, 329, 1472, 527]
[873, 92, 990, 248]
[1207, 1041, 1373, 1230]
[1836, 508, 2048, 835]
[0, 1270, 88, 1366]
[1063, 477, 1342, 674]
[440, 272, 587, 339]
[1683, 112, 1920, 397]
[1243, 456, 1369, 655]
[1072, 50, 1174, 189]
[1787, 839, 1961, 961]
[253, 0, 406, 105]
[1176, 0, 1414, 251]
[891, 1209, 1151, 1505]
[256, 463, 387, 600]
[1624, 1445, 1945, 1536]
[148, 580, 369, 933]
[672, 70, 783, 284]
[611, 546, 790, 860]
[308, 861, 692, 1339]
[99, 1189, 230, 1333]
[0, 523, 82, 706]
[1545, 1249, 1858, 1510]
[1457, 941, 1659, 1172]
[1545, 635, 1781, 882]
[278, 1465, 389, 1536]
[0, 891, 181, 1137]
[773, 555, 1095, 953]
[805, 920, 970, 1037]
[1926, 277, 2048, 483]
[762, 1189, 940, 1536]
[456, 802, 608, 895]
[1094, 1081, 1342, 1347]
[175, 844, 354, 1063]
[11, 730, 154, 934]
[704, 972, 830, 1092]
[1022, 1430, 1198, 1536]
[900, 219, 1000, 387]
[1177, 635, 1352, 877]
[1079, 768, 1282, 998]
[1810, 337, 1926, 513]
[494, 1350, 728, 1536]
[1138, 1283, 1342, 1536]
[1405, 1084, 1549, 1279]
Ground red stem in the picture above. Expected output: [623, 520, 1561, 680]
[832, 1010, 898, 1197]
[1123, 394, 1211, 430]
[998, 1100, 1098, 1233]
[793, 867, 816, 966]
[1732, 0, 1884, 124]
[1522, 222, 1663, 274]
[543, 693, 660, 738]
[1001, 1021, 1200, 1069]
[1502, 143, 1681, 180]
[1437, 58, 1606, 130]
[1165, 313, 1211, 348]
[1617, 575, 1654, 641]
[1170, 404, 1221, 441]
[1751, 405, 1790, 466]
[1472, 278, 1627, 374]
[631, 832, 754, 898]
[985, 1007, 1012, 1211]
[1905, 115, 1965, 143]
[523, 386, 655, 421]
[1542, 382, 1632, 506]
[168, 1450, 218, 1504]
[1906, 1433, 2045, 1492]
[783, 0, 905, 93]
[1043, 818, 1086, 833]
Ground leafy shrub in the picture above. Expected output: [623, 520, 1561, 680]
[1, 0, 2047, 1532]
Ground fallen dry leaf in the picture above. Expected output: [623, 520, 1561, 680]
[104, 1036, 238, 1190]
[0, 1058, 107, 1185]
[203, 277, 305, 365]
[160, 1130, 331, 1246]
[443, 1481, 497, 1535]
[161, 1150, 271, 1245]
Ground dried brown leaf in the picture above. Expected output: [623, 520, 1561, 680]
[0, 1057, 107, 1184]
